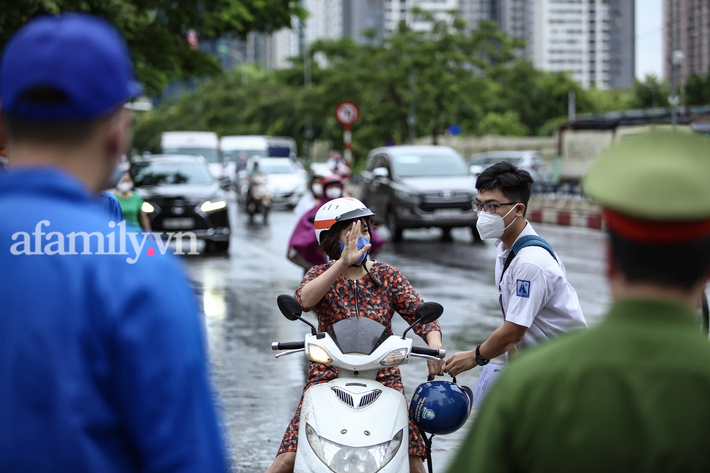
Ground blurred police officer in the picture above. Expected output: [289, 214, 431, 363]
[448, 131, 710, 472]
[0, 14, 228, 472]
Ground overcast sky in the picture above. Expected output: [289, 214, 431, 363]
[635, 0, 663, 79]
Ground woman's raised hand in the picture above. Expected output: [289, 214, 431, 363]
[339, 220, 371, 267]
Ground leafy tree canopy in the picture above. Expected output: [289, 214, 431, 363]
[133, 10, 672, 166]
[0, 0, 307, 94]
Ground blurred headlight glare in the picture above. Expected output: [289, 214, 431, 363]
[142, 202, 155, 213]
[200, 201, 227, 212]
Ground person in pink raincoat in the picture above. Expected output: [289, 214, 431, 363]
[287, 175, 385, 272]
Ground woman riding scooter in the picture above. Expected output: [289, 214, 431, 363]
[287, 175, 385, 273]
[267, 197, 445, 473]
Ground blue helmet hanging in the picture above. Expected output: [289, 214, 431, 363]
[409, 380, 473, 435]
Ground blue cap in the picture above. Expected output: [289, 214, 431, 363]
[0, 14, 143, 120]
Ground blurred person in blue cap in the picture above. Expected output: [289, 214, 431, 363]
[448, 131, 710, 472]
[0, 145, 7, 170]
[0, 13, 228, 472]
[96, 189, 124, 222]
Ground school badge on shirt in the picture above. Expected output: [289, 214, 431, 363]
[516, 279, 531, 298]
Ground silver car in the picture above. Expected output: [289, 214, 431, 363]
[467, 151, 551, 183]
[237, 157, 307, 208]
[360, 146, 479, 242]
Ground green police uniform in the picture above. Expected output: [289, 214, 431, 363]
[448, 132, 710, 472]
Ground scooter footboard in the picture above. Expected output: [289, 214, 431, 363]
[294, 379, 410, 473]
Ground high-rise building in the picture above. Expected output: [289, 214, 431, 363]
[384, 0, 460, 32]
[345, 0, 387, 43]
[663, 0, 710, 84]
[267, 0, 386, 69]
[495, 0, 534, 57]
[267, 27, 301, 70]
[606, 0, 635, 88]
[489, 0, 634, 89]
[263, 0, 634, 90]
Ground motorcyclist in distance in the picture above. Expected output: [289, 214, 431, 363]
[246, 158, 266, 206]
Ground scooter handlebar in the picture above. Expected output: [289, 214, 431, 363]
[272, 341, 306, 351]
[411, 346, 446, 358]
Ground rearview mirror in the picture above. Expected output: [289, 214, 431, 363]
[277, 295, 303, 321]
[415, 302, 443, 325]
[219, 178, 232, 190]
[373, 167, 389, 179]
[402, 302, 443, 338]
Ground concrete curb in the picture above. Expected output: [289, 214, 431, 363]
[527, 195, 603, 230]
[528, 208, 604, 230]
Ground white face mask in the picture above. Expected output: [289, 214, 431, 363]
[312, 183, 323, 197]
[117, 182, 133, 192]
[325, 187, 342, 199]
[476, 204, 519, 240]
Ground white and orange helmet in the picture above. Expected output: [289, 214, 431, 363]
[314, 197, 375, 244]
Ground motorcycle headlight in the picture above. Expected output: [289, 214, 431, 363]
[306, 423, 403, 473]
[142, 202, 155, 213]
[200, 200, 227, 212]
[379, 348, 408, 367]
[307, 344, 332, 364]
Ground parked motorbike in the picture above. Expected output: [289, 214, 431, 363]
[272, 295, 445, 473]
[245, 175, 272, 223]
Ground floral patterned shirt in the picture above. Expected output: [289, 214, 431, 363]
[277, 261, 441, 458]
[296, 261, 440, 340]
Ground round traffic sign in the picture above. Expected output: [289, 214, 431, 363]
[335, 101, 360, 126]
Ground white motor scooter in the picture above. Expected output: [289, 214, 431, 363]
[272, 295, 445, 473]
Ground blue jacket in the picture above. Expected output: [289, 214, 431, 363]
[0, 168, 228, 472]
[96, 190, 124, 222]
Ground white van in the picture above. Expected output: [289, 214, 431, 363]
[161, 131, 224, 180]
[221, 135, 298, 177]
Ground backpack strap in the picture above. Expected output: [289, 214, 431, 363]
[499, 235, 557, 285]
[498, 235, 558, 319]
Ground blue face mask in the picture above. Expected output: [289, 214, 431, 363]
[338, 236, 370, 266]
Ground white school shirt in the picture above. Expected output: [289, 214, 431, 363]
[495, 222, 587, 351]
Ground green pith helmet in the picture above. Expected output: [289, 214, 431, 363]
[584, 131, 710, 221]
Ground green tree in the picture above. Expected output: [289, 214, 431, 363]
[583, 87, 635, 113]
[0, 0, 307, 95]
[406, 11, 522, 143]
[685, 70, 710, 106]
[478, 111, 529, 136]
[630, 74, 671, 109]
[491, 60, 589, 135]
[135, 12, 653, 164]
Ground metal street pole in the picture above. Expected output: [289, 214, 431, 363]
[193, 77, 199, 130]
[304, 24, 313, 166]
[408, 66, 416, 144]
[671, 0, 677, 129]
[217, 44, 247, 84]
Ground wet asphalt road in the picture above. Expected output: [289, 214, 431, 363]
[182, 197, 613, 472]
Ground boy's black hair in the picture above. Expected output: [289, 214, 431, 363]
[609, 231, 710, 291]
[476, 162, 534, 216]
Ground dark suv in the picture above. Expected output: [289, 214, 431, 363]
[132, 155, 231, 253]
[360, 146, 479, 242]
